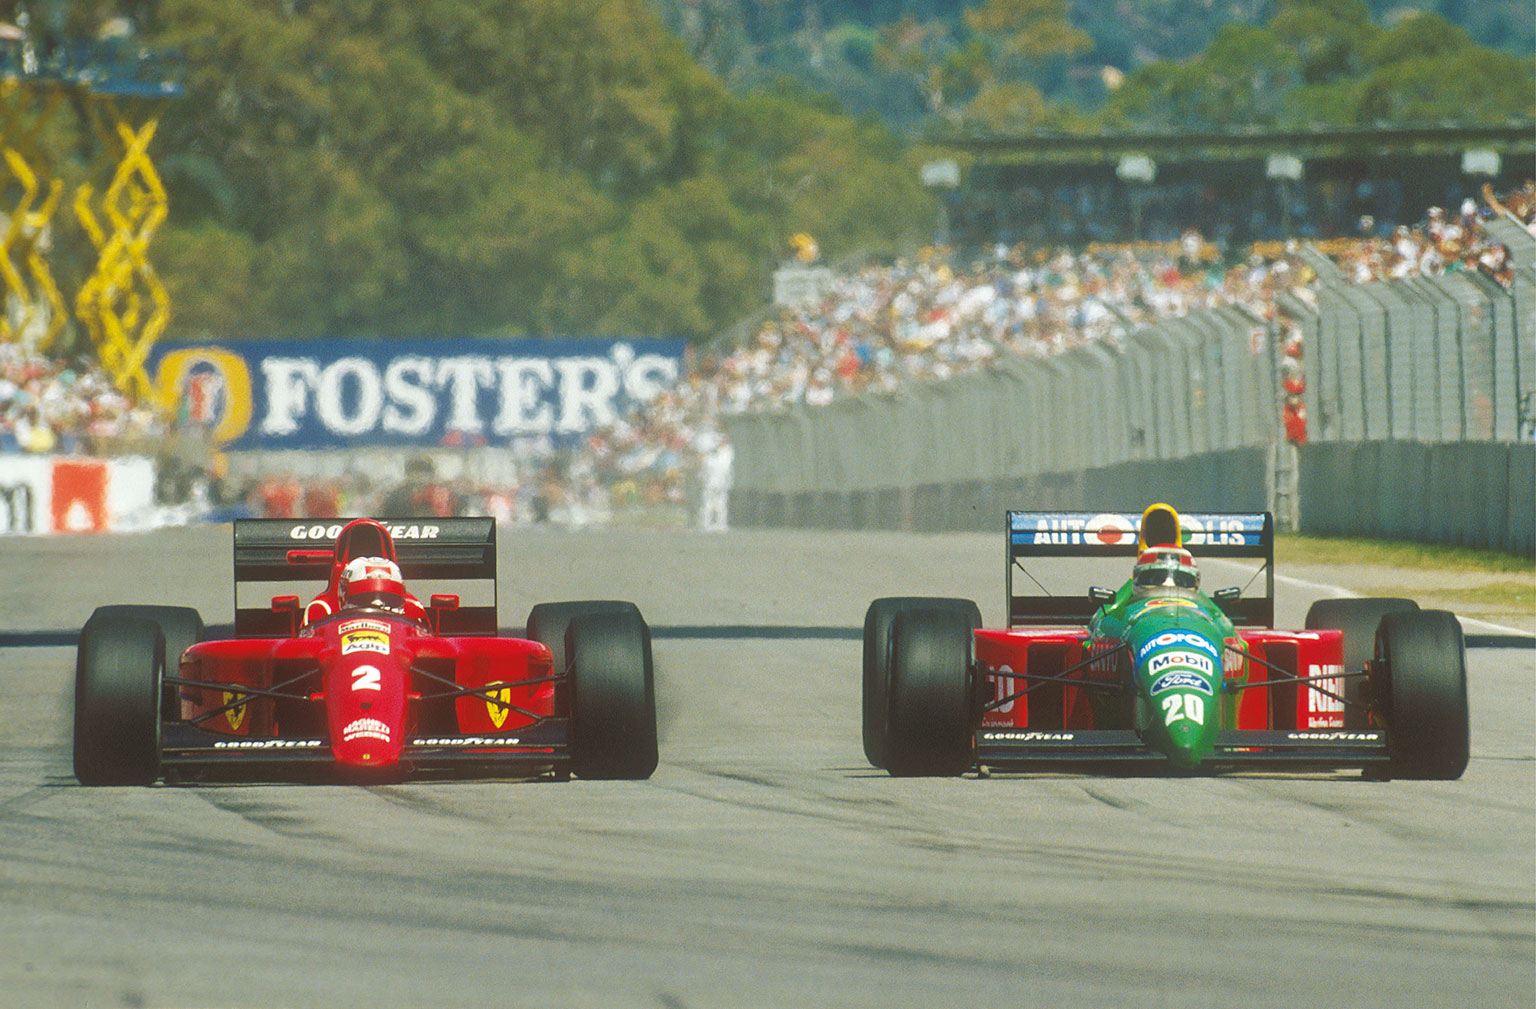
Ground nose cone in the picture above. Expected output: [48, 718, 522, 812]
[323, 624, 410, 767]
[1161, 711, 1212, 769]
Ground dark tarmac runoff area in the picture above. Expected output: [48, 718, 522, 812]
[0, 526, 1531, 1008]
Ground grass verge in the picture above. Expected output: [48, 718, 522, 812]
[1276, 533, 1535, 574]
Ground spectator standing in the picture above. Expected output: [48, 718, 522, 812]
[697, 431, 733, 532]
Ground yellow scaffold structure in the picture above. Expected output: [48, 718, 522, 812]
[74, 95, 171, 402]
[0, 58, 174, 402]
[0, 78, 67, 351]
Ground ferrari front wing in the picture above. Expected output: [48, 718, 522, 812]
[158, 718, 571, 782]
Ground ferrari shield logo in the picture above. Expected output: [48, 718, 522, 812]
[223, 691, 248, 731]
[486, 684, 511, 729]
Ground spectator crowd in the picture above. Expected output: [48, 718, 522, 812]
[5, 182, 1532, 528]
[0, 345, 165, 455]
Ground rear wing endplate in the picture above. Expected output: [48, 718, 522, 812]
[1006, 510, 1274, 628]
[232, 518, 497, 636]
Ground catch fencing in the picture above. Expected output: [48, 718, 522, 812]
[725, 221, 1535, 554]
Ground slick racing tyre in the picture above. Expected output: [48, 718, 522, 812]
[863, 597, 981, 770]
[1305, 597, 1419, 673]
[74, 612, 166, 786]
[567, 608, 658, 780]
[84, 605, 204, 718]
[527, 600, 643, 678]
[884, 607, 977, 777]
[1306, 597, 1419, 730]
[1373, 610, 1469, 780]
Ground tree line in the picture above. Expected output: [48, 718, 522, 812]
[4, 1, 1529, 346]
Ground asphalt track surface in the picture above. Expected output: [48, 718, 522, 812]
[0, 526, 1531, 1009]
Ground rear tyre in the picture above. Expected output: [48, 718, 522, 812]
[567, 609, 658, 780]
[862, 597, 980, 769]
[85, 605, 204, 717]
[74, 613, 165, 785]
[885, 607, 976, 777]
[526, 600, 642, 677]
[1305, 597, 1419, 673]
[1306, 597, 1419, 729]
[1373, 610, 1469, 780]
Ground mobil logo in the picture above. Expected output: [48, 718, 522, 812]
[1146, 650, 1216, 677]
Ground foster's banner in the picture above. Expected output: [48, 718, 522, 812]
[149, 338, 687, 449]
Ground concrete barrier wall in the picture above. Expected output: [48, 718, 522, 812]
[1298, 441, 1535, 554]
[731, 447, 1273, 533]
[724, 241, 1534, 554]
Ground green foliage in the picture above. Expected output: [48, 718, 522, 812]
[125, 0, 930, 341]
[1096, 4, 1533, 131]
[1269, 0, 1377, 85]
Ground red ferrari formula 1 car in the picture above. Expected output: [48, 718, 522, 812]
[862, 505, 1469, 779]
[73, 518, 657, 784]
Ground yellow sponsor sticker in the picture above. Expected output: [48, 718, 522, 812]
[341, 630, 390, 656]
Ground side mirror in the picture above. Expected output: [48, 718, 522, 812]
[271, 595, 301, 637]
[1213, 587, 1242, 604]
[1088, 586, 1115, 603]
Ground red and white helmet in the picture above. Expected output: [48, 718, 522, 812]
[339, 556, 406, 613]
[1132, 547, 1199, 597]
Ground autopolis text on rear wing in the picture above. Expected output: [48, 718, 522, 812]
[1005, 511, 1274, 628]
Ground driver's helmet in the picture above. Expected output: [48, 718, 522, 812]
[1131, 547, 1199, 598]
[339, 556, 406, 613]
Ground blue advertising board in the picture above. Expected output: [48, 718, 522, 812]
[148, 338, 687, 449]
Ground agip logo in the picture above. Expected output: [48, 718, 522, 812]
[154, 347, 254, 446]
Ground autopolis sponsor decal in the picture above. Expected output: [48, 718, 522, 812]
[1286, 731, 1381, 742]
[980, 730, 1076, 742]
[342, 717, 391, 743]
[148, 338, 685, 449]
[211, 739, 324, 749]
[1137, 632, 1221, 663]
[1147, 651, 1216, 677]
[411, 736, 523, 747]
[1149, 671, 1215, 696]
[341, 630, 390, 656]
[1007, 512, 1266, 547]
[290, 522, 440, 541]
[339, 618, 391, 635]
[1009, 512, 1135, 546]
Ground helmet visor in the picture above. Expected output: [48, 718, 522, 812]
[1134, 565, 1198, 590]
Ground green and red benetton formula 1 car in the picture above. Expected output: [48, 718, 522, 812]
[862, 504, 1469, 779]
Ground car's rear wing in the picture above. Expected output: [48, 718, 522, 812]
[1006, 510, 1274, 628]
[232, 518, 498, 636]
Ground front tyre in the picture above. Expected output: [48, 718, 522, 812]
[74, 613, 165, 785]
[567, 609, 658, 780]
[863, 597, 980, 770]
[1373, 610, 1469, 780]
[885, 608, 976, 777]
